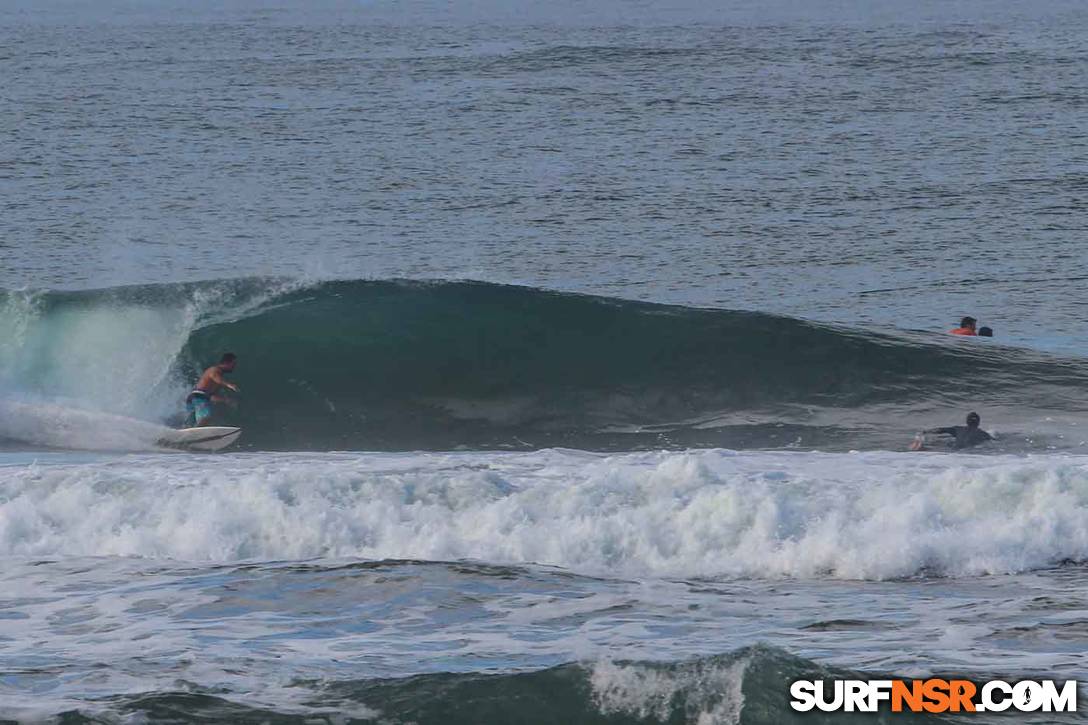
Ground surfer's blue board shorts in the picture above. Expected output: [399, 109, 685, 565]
[185, 393, 212, 427]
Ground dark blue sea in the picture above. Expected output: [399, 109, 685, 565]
[2, 1, 1088, 722]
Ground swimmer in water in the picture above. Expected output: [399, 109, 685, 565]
[949, 317, 978, 336]
[913, 411, 993, 451]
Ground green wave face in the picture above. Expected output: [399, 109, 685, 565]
[4, 279, 1087, 451]
[58, 646, 953, 725]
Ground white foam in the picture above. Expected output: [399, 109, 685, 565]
[0, 400, 172, 451]
[1, 449, 1087, 580]
[591, 656, 746, 725]
[0, 279, 308, 449]
[0, 288, 193, 419]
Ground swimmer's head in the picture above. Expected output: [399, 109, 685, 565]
[960, 316, 977, 330]
[978, 327, 993, 337]
[966, 411, 981, 427]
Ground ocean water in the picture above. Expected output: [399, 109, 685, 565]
[3, 0, 1088, 722]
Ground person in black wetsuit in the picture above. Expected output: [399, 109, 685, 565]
[924, 411, 993, 450]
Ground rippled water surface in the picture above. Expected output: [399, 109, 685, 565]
[4, 0, 1088, 350]
[4, 0, 1088, 722]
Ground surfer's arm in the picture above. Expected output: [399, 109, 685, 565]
[210, 368, 239, 393]
[924, 427, 956, 436]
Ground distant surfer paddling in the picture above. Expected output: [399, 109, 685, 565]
[949, 316, 978, 336]
[910, 411, 993, 451]
[185, 353, 239, 427]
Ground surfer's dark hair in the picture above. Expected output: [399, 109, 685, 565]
[220, 352, 237, 363]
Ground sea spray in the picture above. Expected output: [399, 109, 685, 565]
[3, 448, 1087, 579]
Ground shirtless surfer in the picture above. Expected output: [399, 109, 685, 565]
[185, 353, 239, 427]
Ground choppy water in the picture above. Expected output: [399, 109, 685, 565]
[5, 0, 1088, 351]
[4, 449, 1088, 723]
[4, 0, 1088, 722]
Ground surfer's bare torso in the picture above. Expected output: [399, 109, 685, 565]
[185, 354, 239, 427]
[193, 365, 237, 399]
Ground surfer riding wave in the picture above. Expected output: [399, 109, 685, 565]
[185, 353, 240, 427]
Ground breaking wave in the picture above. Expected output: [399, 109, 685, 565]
[2, 278, 1086, 451]
[3, 448, 1087, 581]
[13, 645, 954, 725]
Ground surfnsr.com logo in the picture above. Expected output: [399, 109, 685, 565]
[790, 679, 1078, 713]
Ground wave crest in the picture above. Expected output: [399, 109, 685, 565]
[3, 278, 1086, 451]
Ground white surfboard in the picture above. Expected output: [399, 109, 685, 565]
[909, 429, 996, 452]
[157, 426, 242, 452]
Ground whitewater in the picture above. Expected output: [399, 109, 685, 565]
[3, 448, 1088, 723]
[5, 449, 1088, 580]
[3, 282, 1088, 724]
[7, 0, 1088, 722]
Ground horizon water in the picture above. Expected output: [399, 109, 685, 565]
[3, 1, 1088, 722]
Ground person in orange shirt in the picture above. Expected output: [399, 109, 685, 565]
[949, 317, 977, 336]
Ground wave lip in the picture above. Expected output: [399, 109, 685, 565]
[2, 449, 1087, 581]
